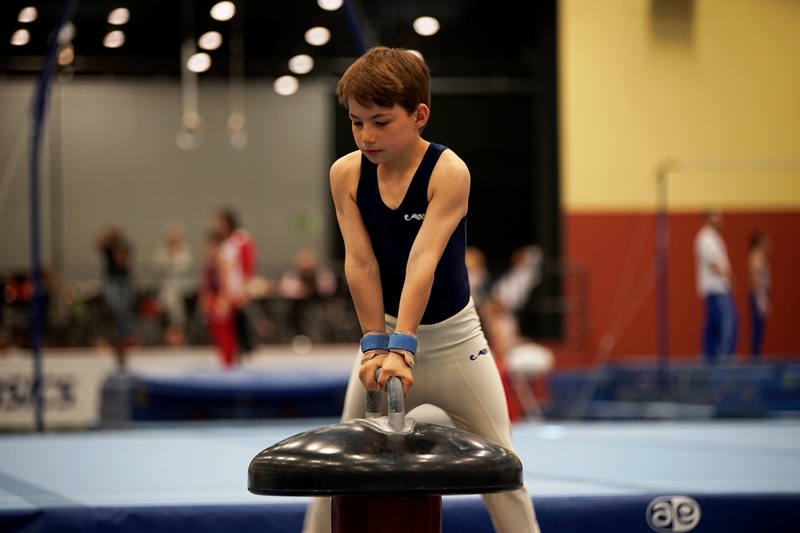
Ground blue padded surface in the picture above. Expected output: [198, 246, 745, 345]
[2, 420, 799, 532]
[546, 362, 800, 418]
[136, 368, 352, 399]
[101, 368, 354, 422]
[2, 494, 799, 533]
[0, 504, 307, 533]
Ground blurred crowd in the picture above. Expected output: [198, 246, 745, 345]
[0, 209, 362, 365]
[0, 208, 553, 380]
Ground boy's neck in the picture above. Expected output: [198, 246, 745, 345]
[378, 137, 430, 177]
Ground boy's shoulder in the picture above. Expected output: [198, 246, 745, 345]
[431, 146, 470, 184]
[436, 146, 467, 168]
[330, 150, 362, 177]
[329, 150, 363, 193]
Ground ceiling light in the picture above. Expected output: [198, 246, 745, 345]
[58, 21, 76, 44]
[230, 130, 248, 151]
[181, 112, 204, 131]
[407, 49, 423, 60]
[103, 30, 125, 48]
[18, 7, 38, 23]
[317, 0, 343, 11]
[228, 112, 245, 132]
[10, 29, 30, 46]
[58, 44, 74, 66]
[176, 112, 205, 151]
[210, 1, 236, 21]
[198, 31, 222, 50]
[228, 116, 248, 151]
[107, 8, 130, 25]
[274, 75, 299, 96]
[304, 27, 330, 46]
[288, 54, 314, 75]
[413, 16, 440, 36]
[187, 52, 212, 73]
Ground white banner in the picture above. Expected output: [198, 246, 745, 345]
[0, 353, 115, 430]
[0, 347, 220, 431]
[0, 345, 355, 431]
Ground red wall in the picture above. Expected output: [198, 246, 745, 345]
[557, 210, 800, 367]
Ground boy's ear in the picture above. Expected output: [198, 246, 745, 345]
[414, 104, 430, 128]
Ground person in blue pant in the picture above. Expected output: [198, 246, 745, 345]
[95, 223, 134, 371]
[747, 231, 770, 362]
[693, 209, 739, 364]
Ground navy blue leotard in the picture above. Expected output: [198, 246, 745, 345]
[356, 142, 470, 324]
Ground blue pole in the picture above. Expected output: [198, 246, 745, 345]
[341, 0, 373, 55]
[29, 0, 80, 432]
[656, 165, 669, 401]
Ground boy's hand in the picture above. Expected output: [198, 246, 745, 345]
[376, 351, 414, 396]
[359, 351, 387, 392]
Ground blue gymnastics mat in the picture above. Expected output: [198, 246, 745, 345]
[1, 419, 799, 532]
[546, 362, 800, 419]
[101, 367, 353, 424]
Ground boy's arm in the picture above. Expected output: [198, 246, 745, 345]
[330, 153, 387, 337]
[377, 151, 470, 391]
[332, 154, 401, 392]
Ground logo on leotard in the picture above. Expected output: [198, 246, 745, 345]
[469, 348, 488, 361]
[404, 213, 425, 221]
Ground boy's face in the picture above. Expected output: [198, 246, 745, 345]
[347, 98, 429, 164]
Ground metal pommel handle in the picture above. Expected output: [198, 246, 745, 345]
[365, 369, 405, 432]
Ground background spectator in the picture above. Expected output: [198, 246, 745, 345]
[198, 230, 236, 367]
[465, 246, 491, 308]
[694, 209, 738, 364]
[492, 244, 544, 315]
[748, 231, 771, 361]
[153, 222, 193, 345]
[211, 209, 258, 363]
[94, 223, 134, 371]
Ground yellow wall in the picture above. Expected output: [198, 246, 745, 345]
[559, 0, 800, 212]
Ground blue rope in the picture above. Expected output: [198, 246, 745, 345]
[29, 0, 80, 432]
[341, 0, 372, 55]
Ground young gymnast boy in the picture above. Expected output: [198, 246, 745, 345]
[302, 46, 542, 533]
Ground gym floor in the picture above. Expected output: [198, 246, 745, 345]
[1, 417, 799, 526]
[1, 346, 799, 531]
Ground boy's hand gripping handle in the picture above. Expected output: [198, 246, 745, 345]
[365, 369, 405, 433]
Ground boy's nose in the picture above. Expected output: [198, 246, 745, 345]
[361, 124, 377, 143]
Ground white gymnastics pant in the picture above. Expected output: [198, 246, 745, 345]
[302, 298, 541, 533]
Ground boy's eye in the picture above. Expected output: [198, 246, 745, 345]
[375, 121, 388, 126]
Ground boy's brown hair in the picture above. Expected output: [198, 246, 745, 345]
[336, 46, 431, 115]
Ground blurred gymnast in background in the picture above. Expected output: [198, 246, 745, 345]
[748, 231, 770, 361]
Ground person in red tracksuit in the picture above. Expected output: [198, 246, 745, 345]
[199, 230, 237, 367]
[211, 209, 258, 364]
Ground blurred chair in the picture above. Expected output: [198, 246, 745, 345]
[505, 342, 554, 420]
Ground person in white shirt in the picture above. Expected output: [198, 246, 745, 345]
[153, 222, 193, 344]
[694, 209, 739, 363]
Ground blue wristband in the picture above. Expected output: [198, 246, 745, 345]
[388, 332, 417, 356]
[360, 333, 389, 353]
